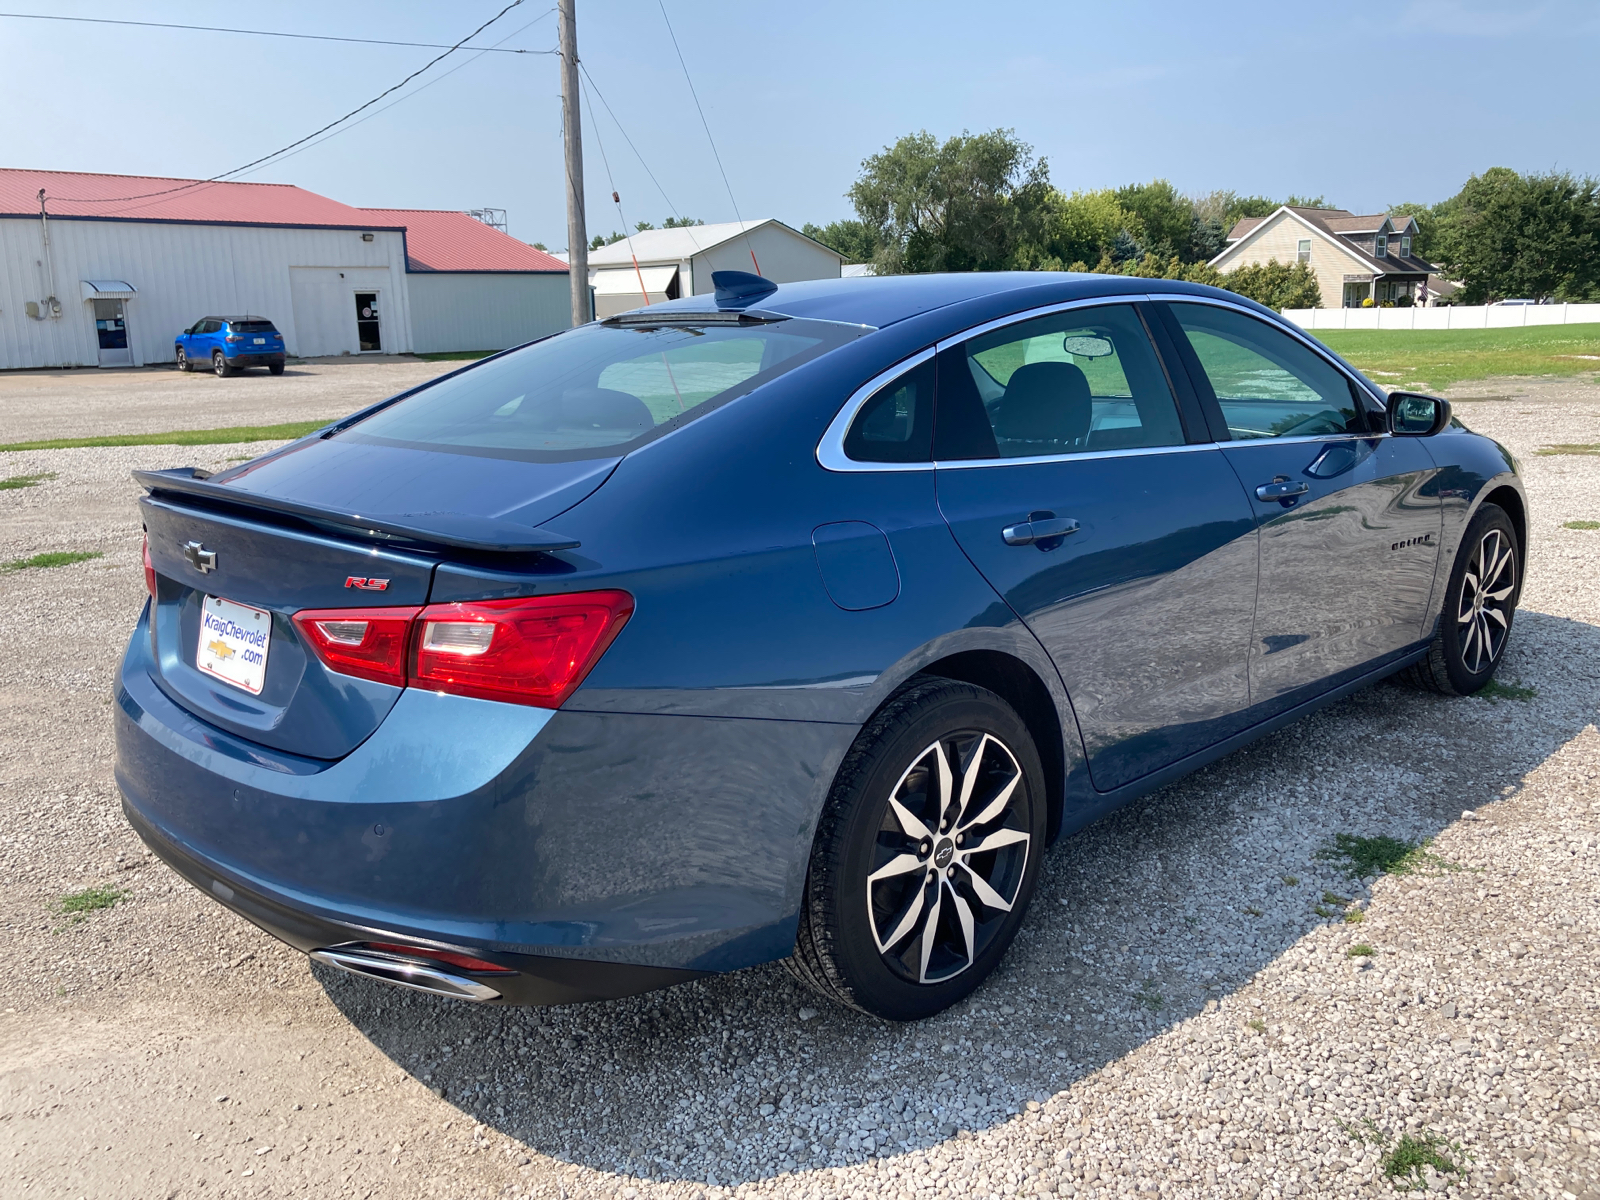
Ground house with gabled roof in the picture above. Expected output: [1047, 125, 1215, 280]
[1210, 205, 1441, 308]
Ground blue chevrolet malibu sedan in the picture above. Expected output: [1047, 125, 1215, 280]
[118, 271, 1525, 1020]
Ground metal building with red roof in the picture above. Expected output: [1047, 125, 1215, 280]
[0, 168, 569, 370]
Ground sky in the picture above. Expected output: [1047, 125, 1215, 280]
[3, 0, 1598, 250]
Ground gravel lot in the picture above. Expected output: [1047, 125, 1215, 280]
[1, 366, 1597, 1199]
[0, 355, 459, 443]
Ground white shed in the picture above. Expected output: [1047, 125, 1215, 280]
[0, 169, 570, 370]
[585, 220, 844, 318]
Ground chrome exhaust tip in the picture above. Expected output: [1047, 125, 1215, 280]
[310, 947, 503, 1002]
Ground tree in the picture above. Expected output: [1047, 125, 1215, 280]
[848, 129, 1054, 274]
[1221, 259, 1323, 309]
[1114, 179, 1195, 260]
[802, 219, 878, 263]
[1431, 168, 1600, 302]
[662, 216, 704, 228]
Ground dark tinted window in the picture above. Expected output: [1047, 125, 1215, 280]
[343, 317, 863, 461]
[935, 303, 1184, 461]
[843, 356, 934, 463]
[231, 320, 277, 333]
[1168, 303, 1368, 440]
[201, 319, 222, 334]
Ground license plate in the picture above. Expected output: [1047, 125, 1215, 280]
[253, 337, 266, 344]
[197, 595, 272, 695]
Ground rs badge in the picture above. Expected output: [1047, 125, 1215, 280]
[345, 577, 390, 591]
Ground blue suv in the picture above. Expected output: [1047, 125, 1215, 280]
[176, 316, 286, 376]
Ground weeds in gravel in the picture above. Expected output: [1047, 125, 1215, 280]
[1347, 943, 1375, 958]
[1345, 908, 1366, 924]
[1318, 833, 1462, 878]
[1476, 678, 1537, 701]
[0, 471, 55, 489]
[1280, 874, 1299, 886]
[1337, 1118, 1465, 1190]
[4, 550, 102, 571]
[1565, 519, 1600, 530]
[54, 884, 128, 929]
[1133, 980, 1164, 1013]
[1383, 1131, 1463, 1190]
[1246, 1017, 1267, 1034]
[1243, 906, 1263, 917]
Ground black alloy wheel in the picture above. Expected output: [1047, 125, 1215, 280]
[1405, 502, 1520, 695]
[789, 678, 1046, 1020]
[213, 350, 232, 378]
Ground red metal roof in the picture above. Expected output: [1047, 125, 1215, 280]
[357, 208, 567, 273]
[0, 169, 565, 273]
[0, 167, 393, 228]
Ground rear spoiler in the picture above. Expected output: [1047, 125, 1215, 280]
[132, 468, 581, 555]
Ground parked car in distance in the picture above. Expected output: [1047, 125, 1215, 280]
[176, 316, 286, 376]
[121, 270, 1526, 1021]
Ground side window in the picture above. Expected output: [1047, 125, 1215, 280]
[1168, 303, 1369, 440]
[202, 319, 222, 334]
[934, 303, 1185, 461]
[843, 356, 934, 463]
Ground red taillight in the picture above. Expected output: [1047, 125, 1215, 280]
[360, 942, 515, 975]
[224, 335, 241, 343]
[412, 591, 634, 708]
[142, 535, 157, 599]
[292, 606, 421, 687]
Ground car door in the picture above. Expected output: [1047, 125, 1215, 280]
[933, 300, 1260, 793]
[1157, 299, 1441, 715]
[190, 319, 216, 361]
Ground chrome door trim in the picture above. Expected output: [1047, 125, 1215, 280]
[816, 345, 939, 473]
[935, 440, 1222, 470]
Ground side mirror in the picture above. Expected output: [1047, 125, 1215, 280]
[1386, 391, 1451, 437]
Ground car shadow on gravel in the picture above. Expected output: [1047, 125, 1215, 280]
[316, 609, 1600, 1187]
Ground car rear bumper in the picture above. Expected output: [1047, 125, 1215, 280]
[113, 614, 856, 1002]
[226, 352, 286, 367]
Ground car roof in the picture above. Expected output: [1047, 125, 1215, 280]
[626, 272, 1270, 331]
[202, 315, 275, 324]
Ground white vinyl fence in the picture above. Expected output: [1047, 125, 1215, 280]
[1283, 303, 1600, 331]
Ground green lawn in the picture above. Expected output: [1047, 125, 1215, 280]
[0, 420, 331, 453]
[414, 351, 496, 362]
[1306, 323, 1600, 391]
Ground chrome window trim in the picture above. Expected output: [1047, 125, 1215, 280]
[815, 345, 939, 473]
[935, 440, 1221, 470]
[817, 296, 1151, 474]
[1143, 291, 1391, 410]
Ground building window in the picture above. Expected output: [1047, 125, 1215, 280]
[1375, 235, 1388, 259]
[1400, 236, 1411, 258]
[1297, 239, 1311, 264]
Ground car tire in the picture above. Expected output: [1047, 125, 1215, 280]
[268, 362, 285, 376]
[213, 350, 233, 378]
[176, 347, 190, 372]
[1403, 502, 1520, 695]
[789, 677, 1046, 1021]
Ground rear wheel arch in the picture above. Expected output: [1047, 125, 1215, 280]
[914, 650, 1066, 844]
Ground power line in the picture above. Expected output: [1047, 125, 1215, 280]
[47, 1, 539, 205]
[657, 0, 759, 274]
[0, 10, 550, 54]
[227, 10, 556, 182]
[578, 63, 686, 227]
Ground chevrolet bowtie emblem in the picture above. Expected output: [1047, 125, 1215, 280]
[205, 639, 235, 660]
[183, 541, 217, 573]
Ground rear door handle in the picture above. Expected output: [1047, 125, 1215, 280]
[1255, 479, 1310, 501]
[1002, 516, 1080, 546]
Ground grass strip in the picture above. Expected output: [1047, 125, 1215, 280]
[415, 350, 495, 362]
[4, 550, 103, 571]
[1309, 322, 1600, 391]
[1316, 832, 1464, 878]
[0, 472, 56, 489]
[0, 420, 330, 452]
[1564, 519, 1600, 530]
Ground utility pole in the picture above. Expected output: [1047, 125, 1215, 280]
[558, 0, 588, 327]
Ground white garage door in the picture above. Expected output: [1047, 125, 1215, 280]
[289, 267, 394, 357]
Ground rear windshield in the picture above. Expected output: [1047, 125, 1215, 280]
[230, 321, 277, 333]
[339, 317, 865, 461]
